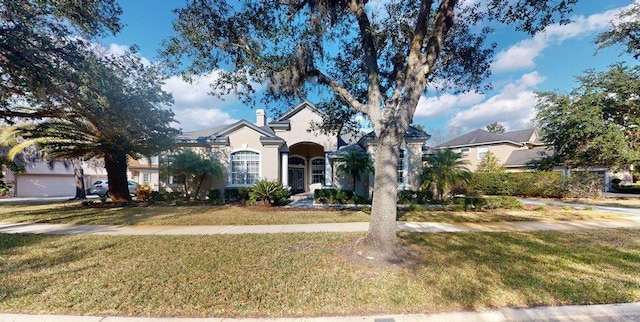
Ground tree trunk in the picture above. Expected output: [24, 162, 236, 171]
[72, 158, 87, 200]
[363, 132, 401, 260]
[104, 152, 131, 202]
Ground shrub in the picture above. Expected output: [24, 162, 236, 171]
[208, 189, 222, 204]
[567, 171, 604, 197]
[415, 190, 433, 204]
[136, 184, 152, 202]
[314, 188, 366, 204]
[464, 195, 486, 210]
[398, 189, 415, 204]
[249, 180, 290, 206]
[467, 172, 568, 198]
[483, 196, 523, 210]
[223, 187, 251, 203]
[149, 191, 166, 202]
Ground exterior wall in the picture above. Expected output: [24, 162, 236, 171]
[226, 126, 280, 183]
[274, 107, 337, 151]
[455, 143, 523, 171]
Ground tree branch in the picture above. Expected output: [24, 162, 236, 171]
[310, 69, 368, 114]
[347, 0, 382, 110]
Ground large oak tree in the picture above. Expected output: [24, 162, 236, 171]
[536, 63, 640, 169]
[163, 0, 577, 259]
[0, 0, 122, 121]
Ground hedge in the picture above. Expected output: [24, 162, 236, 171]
[467, 171, 603, 198]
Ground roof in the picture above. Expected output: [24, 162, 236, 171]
[177, 120, 283, 145]
[438, 128, 538, 149]
[504, 147, 554, 167]
[359, 125, 431, 144]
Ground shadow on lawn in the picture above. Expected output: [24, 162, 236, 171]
[0, 234, 117, 301]
[399, 229, 640, 309]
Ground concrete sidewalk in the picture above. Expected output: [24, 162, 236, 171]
[1, 216, 640, 236]
[1, 302, 640, 321]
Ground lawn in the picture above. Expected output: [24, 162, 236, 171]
[0, 229, 638, 317]
[0, 201, 628, 226]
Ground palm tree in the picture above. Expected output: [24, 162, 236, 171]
[421, 149, 471, 200]
[0, 49, 177, 202]
[336, 150, 374, 194]
[161, 150, 223, 199]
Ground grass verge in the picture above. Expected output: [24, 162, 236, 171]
[0, 202, 627, 226]
[0, 229, 638, 317]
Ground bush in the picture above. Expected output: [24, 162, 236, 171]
[136, 184, 152, 202]
[223, 187, 251, 203]
[208, 189, 222, 204]
[567, 171, 604, 197]
[467, 172, 568, 198]
[483, 196, 523, 210]
[249, 180, 290, 206]
[314, 188, 367, 204]
[415, 190, 433, 204]
[398, 189, 415, 204]
[149, 191, 166, 202]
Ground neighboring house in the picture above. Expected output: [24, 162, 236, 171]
[437, 128, 545, 171]
[438, 128, 632, 191]
[1, 156, 160, 198]
[164, 101, 430, 197]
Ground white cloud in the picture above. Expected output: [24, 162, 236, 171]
[447, 72, 545, 132]
[162, 72, 240, 132]
[492, 5, 627, 73]
[415, 91, 484, 119]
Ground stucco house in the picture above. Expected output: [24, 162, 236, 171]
[164, 101, 430, 197]
[438, 128, 632, 191]
[1, 156, 159, 198]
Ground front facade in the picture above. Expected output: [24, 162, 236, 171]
[165, 101, 430, 197]
[438, 128, 632, 191]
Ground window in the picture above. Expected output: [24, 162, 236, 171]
[311, 158, 325, 184]
[397, 149, 405, 185]
[478, 146, 489, 160]
[230, 151, 260, 185]
[143, 173, 150, 184]
[460, 147, 470, 154]
[163, 155, 185, 185]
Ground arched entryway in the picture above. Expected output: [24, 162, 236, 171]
[287, 142, 326, 194]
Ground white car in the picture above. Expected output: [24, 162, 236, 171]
[90, 180, 138, 197]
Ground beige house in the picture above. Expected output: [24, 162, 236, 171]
[438, 128, 632, 191]
[165, 101, 430, 197]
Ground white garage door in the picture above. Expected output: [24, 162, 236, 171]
[16, 175, 75, 197]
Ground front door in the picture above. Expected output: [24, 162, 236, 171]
[288, 167, 305, 194]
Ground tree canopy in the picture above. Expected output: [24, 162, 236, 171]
[536, 63, 640, 169]
[0, 0, 122, 121]
[596, 2, 640, 59]
[336, 150, 374, 194]
[2, 49, 178, 201]
[476, 151, 505, 173]
[421, 149, 470, 200]
[161, 150, 223, 200]
[163, 0, 578, 258]
[486, 122, 506, 134]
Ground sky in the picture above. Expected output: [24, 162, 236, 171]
[100, 0, 637, 141]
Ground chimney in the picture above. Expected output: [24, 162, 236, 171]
[256, 109, 266, 127]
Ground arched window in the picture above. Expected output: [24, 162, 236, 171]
[311, 158, 325, 184]
[230, 151, 260, 185]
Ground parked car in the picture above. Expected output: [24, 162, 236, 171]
[90, 180, 138, 197]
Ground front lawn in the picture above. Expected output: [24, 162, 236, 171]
[0, 202, 370, 225]
[0, 201, 627, 226]
[0, 229, 638, 317]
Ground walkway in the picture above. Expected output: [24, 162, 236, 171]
[1, 216, 640, 236]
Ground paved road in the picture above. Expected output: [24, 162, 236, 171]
[518, 198, 640, 216]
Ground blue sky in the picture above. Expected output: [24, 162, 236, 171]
[101, 0, 637, 141]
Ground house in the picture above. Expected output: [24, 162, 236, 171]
[1, 156, 160, 198]
[438, 128, 632, 191]
[164, 101, 430, 197]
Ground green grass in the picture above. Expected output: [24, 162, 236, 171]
[0, 201, 627, 226]
[0, 229, 639, 317]
[398, 208, 626, 223]
[0, 202, 370, 226]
